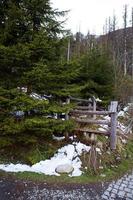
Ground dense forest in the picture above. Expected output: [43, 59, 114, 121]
[0, 0, 133, 164]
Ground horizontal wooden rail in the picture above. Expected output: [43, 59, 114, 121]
[74, 128, 110, 136]
[71, 110, 112, 115]
[75, 118, 110, 125]
[76, 106, 93, 110]
[69, 96, 94, 103]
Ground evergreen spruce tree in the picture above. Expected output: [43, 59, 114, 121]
[0, 0, 66, 88]
[0, 0, 76, 152]
[79, 47, 114, 101]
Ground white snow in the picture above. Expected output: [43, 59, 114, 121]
[118, 111, 125, 117]
[96, 148, 101, 153]
[0, 142, 91, 177]
[30, 92, 47, 100]
[117, 121, 126, 132]
[118, 104, 130, 117]
[96, 98, 102, 102]
[104, 115, 110, 121]
[69, 135, 77, 140]
[52, 135, 65, 141]
[98, 127, 107, 132]
[17, 87, 27, 93]
[52, 135, 77, 141]
[123, 106, 129, 112]
[99, 111, 128, 135]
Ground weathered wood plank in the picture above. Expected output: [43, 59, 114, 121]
[70, 110, 111, 115]
[74, 128, 110, 136]
[65, 98, 70, 120]
[93, 99, 96, 119]
[109, 101, 118, 113]
[109, 101, 118, 150]
[76, 106, 93, 110]
[65, 98, 70, 139]
[69, 96, 93, 103]
[75, 118, 110, 125]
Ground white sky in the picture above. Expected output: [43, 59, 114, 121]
[51, 0, 133, 35]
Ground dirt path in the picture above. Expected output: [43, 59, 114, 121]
[0, 171, 133, 200]
[0, 177, 108, 200]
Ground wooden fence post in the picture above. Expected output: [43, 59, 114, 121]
[65, 98, 70, 139]
[109, 101, 118, 150]
[93, 96, 96, 119]
[65, 98, 70, 120]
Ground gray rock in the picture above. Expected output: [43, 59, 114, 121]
[55, 164, 74, 174]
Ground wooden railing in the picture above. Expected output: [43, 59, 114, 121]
[68, 96, 118, 150]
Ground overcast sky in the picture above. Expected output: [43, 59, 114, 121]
[51, 0, 133, 35]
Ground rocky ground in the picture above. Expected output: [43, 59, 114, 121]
[0, 171, 133, 200]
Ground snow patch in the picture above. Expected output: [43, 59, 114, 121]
[123, 106, 129, 112]
[96, 98, 102, 102]
[30, 92, 47, 100]
[98, 127, 106, 132]
[118, 111, 125, 117]
[52, 135, 65, 141]
[0, 142, 91, 177]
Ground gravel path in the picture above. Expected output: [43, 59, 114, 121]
[0, 171, 133, 200]
[0, 177, 108, 200]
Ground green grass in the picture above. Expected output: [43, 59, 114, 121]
[0, 170, 102, 184]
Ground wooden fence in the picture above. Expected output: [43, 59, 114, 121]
[67, 96, 118, 150]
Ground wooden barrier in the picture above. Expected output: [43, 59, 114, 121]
[69, 96, 118, 150]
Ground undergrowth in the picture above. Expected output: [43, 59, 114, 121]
[0, 135, 133, 184]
